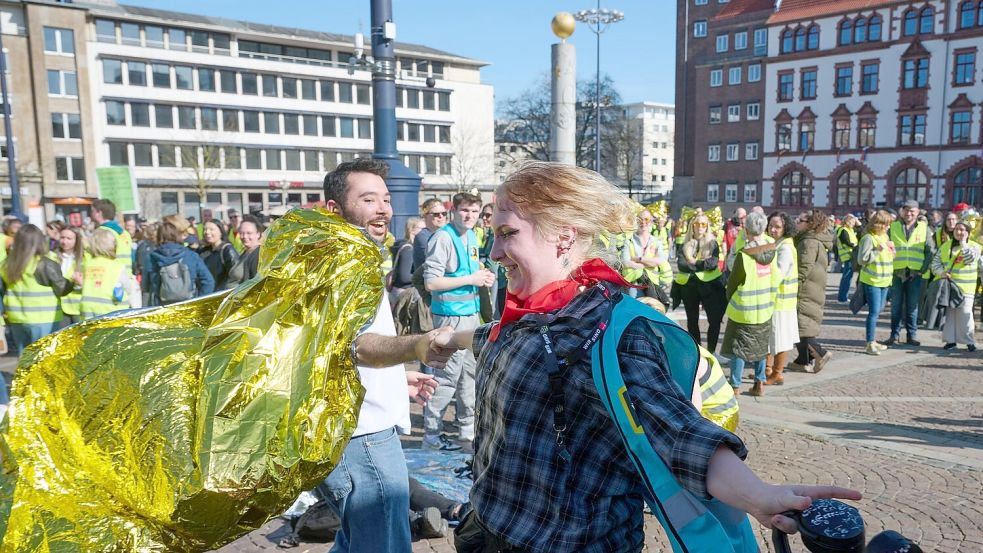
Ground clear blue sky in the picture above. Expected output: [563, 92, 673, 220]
[122, 0, 677, 112]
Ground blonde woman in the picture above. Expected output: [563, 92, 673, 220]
[621, 209, 667, 298]
[80, 228, 138, 319]
[56, 227, 86, 326]
[677, 214, 726, 352]
[857, 210, 896, 355]
[835, 214, 859, 302]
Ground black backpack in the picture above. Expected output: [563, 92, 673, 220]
[278, 499, 341, 547]
[158, 259, 195, 305]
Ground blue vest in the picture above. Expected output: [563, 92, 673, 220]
[592, 295, 758, 553]
[430, 225, 480, 316]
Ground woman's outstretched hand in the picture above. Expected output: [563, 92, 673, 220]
[748, 484, 863, 533]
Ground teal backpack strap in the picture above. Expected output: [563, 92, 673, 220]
[591, 295, 759, 553]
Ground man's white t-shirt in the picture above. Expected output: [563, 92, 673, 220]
[352, 293, 411, 437]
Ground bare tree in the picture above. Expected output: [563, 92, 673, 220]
[496, 74, 623, 169]
[179, 143, 225, 210]
[601, 112, 644, 198]
[450, 122, 493, 189]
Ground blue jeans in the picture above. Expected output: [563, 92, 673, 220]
[863, 284, 890, 342]
[837, 262, 854, 302]
[318, 426, 411, 553]
[728, 357, 767, 388]
[9, 322, 57, 357]
[889, 275, 923, 339]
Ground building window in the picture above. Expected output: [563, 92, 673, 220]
[727, 104, 740, 122]
[303, 114, 318, 136]
[725, 184, 738, 202]
[893, 167, 929, 205]
[706, 184, 719, 202]
[854, 17, 867, 43]
[220, 70, 236, 93]
[710, 69, 723, 87]
[899, 113, 927, 145]
[145, 26, 165, 48]
[695, 0, 708, 5]
[222, 109, 239, 132]
[716, 34, 729, 53]
[954, 51, 976, 85]
[128, 61, 146, 86]
[903, 58, 929, 89]
[169, 28, 188, 51]
[340, 117, 354, 138]
[159, 145, 177, 168]
[781, 29, 793, 53]
[778, 170, 811, 207]
[734, 31, 748, 50]
[745, 142, 759, 160]
[155, 104, 173, 128]
[726, 143, 739, 161]
[200, 107, 218, 131]
[152, 63, 170, 88]
[322, 116, 336, 137]
[694, 20, 707, 37]
[108, 142, 128, 165]
[778, 72, 793, 101]
[282, 78, 297, 99]
[709, 105, 722, 124]
[243, 110, 260, 132]
[55, 157, 84, 181]
[178, 106, 196, 129]
[51, 113, 81, 139]
[175, 66, 193, 90]
[777, 122, 792, 150]
[131, 102, 150, 126]
[242, 73, 258, 95]
[753, 28, 767, 54]
[839, 19, 853, 45]
[920, 6, 935, 34]
[95, 19, 116, 43]
[708, 144, 720, 162]
[262, 74, 278, 97]
[119, 22, 140, 46]
[438, 91, 451, 111]
[106, 101, 125, 125]
[728, 67, 741, 85]
[807, 25, 819, 50]
[748, 63, 761, 82]
[133, 143, 153, 167]
[800, 69, 817, 99]
[951, 111, 972, 144]
[47, 70, 78, 96]
[264, 112, 280, 134]
[283, 113, 299, 135]
[903, 7, 934, 36]
[103, 59, 122, 84]
[952, 166, 983, 205]
[747, 102, 760, 120]
[339, 83, 354, 103]
[858, 117, 876, 148]
[43, 27, 75, 55]
[869, 14, 882, 40]
[798, 121, 815, 151]
[836, 168, 871, 207]
[795, 27, 806, 51]
[743, 183, 757, 203]
[958, 1, 978, 29]
[301, 79, 317, 100]
[835, 65, 853, 96]
[861, 62, 879, 94]
[198, 68, 215, 91]
[833, 119, 851, 149]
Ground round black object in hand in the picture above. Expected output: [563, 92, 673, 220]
[866, 530, 923, 553]
[796, 499, 866, 553]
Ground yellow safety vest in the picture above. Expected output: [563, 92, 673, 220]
[888, 220, 928, 272]
[623, 237, 660, 284]
[858, 234, 895, 287]
[775, 239, 799, 312]
[2, 257, 62, 324]
[56, 252, 84, 317]
[104, 226, 134, 273]
[725, 250, 779, 325]
[836, 226, 857, 263]
[938, 241, 979, 295]
[81, 256, 127, 319]
[698, 346, 739, 432]
[652, 227, 670, 253]
[674, 242, 723, 285]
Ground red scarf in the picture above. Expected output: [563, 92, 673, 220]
[489, 258, 635, 342]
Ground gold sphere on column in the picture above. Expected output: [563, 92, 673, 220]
[552, 12, 576, 39]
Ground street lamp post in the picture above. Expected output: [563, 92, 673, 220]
[348, 0, 422, 240]
[574, 2, 623, 174]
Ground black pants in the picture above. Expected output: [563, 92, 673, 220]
[794, 337, 827, 365]
[409, 476, 457, 519]
[680, 278, 726, 353]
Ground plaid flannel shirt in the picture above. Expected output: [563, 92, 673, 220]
[470, 285, 747, 552]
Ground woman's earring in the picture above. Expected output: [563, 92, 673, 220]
[561, 255, 571, 269]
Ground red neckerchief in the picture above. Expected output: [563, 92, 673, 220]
[489, 258, 635, 342]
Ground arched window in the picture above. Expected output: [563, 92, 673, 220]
[919, 6, 935, 34]
[839, 19, 853, 45]
[778, 170, 812, 207]
[952, 166, 982, 206]
[795, 27, 807, 51]
[807, 25, 820, 49]
[836, 168, 872, 208]
[781, 29, 794, 53]
[854, 17, 867, 42]
[869, 14, 882, 40]
[903, 9, 918, 35]
[892, 167, 929, 206]
[959, 1, 977, 28]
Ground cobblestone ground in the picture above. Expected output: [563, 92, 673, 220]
[208, 274, 982, 552]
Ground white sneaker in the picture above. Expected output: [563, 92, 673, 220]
[865, 342, 880, 356]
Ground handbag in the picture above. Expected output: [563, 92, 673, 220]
[935, 254, 965, 309]
[849, 286, 866, 315]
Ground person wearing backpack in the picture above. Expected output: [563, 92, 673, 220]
[198, 219, 240, 290]
[145, 214, 214, 306]
[80, 229, 138, 320]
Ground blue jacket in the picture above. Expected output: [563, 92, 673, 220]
[145, 242, 215, 305]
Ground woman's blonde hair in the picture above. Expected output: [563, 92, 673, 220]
[866, 210, 892, 234]
[88, 228, 118, 259]
[843, 214, 859, 227]
[684, 215, 717, 261]
[158, 214, 191, 244]
[497, 162, 634, 262]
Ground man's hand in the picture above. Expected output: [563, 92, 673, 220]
[406, 371, 437, 406]
[747, 484, 862, 533]
[471, 268, 496, 288]
[413, 327, 459, 369]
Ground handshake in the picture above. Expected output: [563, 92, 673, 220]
[414, 326, 461, 369]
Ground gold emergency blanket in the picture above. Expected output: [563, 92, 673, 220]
[0, 208, 383, 552]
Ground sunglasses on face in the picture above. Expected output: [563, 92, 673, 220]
[693, 222, 708, 228]
[481, 213, 493, 219]
[429, 211, 447, 217]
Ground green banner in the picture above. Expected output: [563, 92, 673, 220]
[96, 167, 139, 213]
